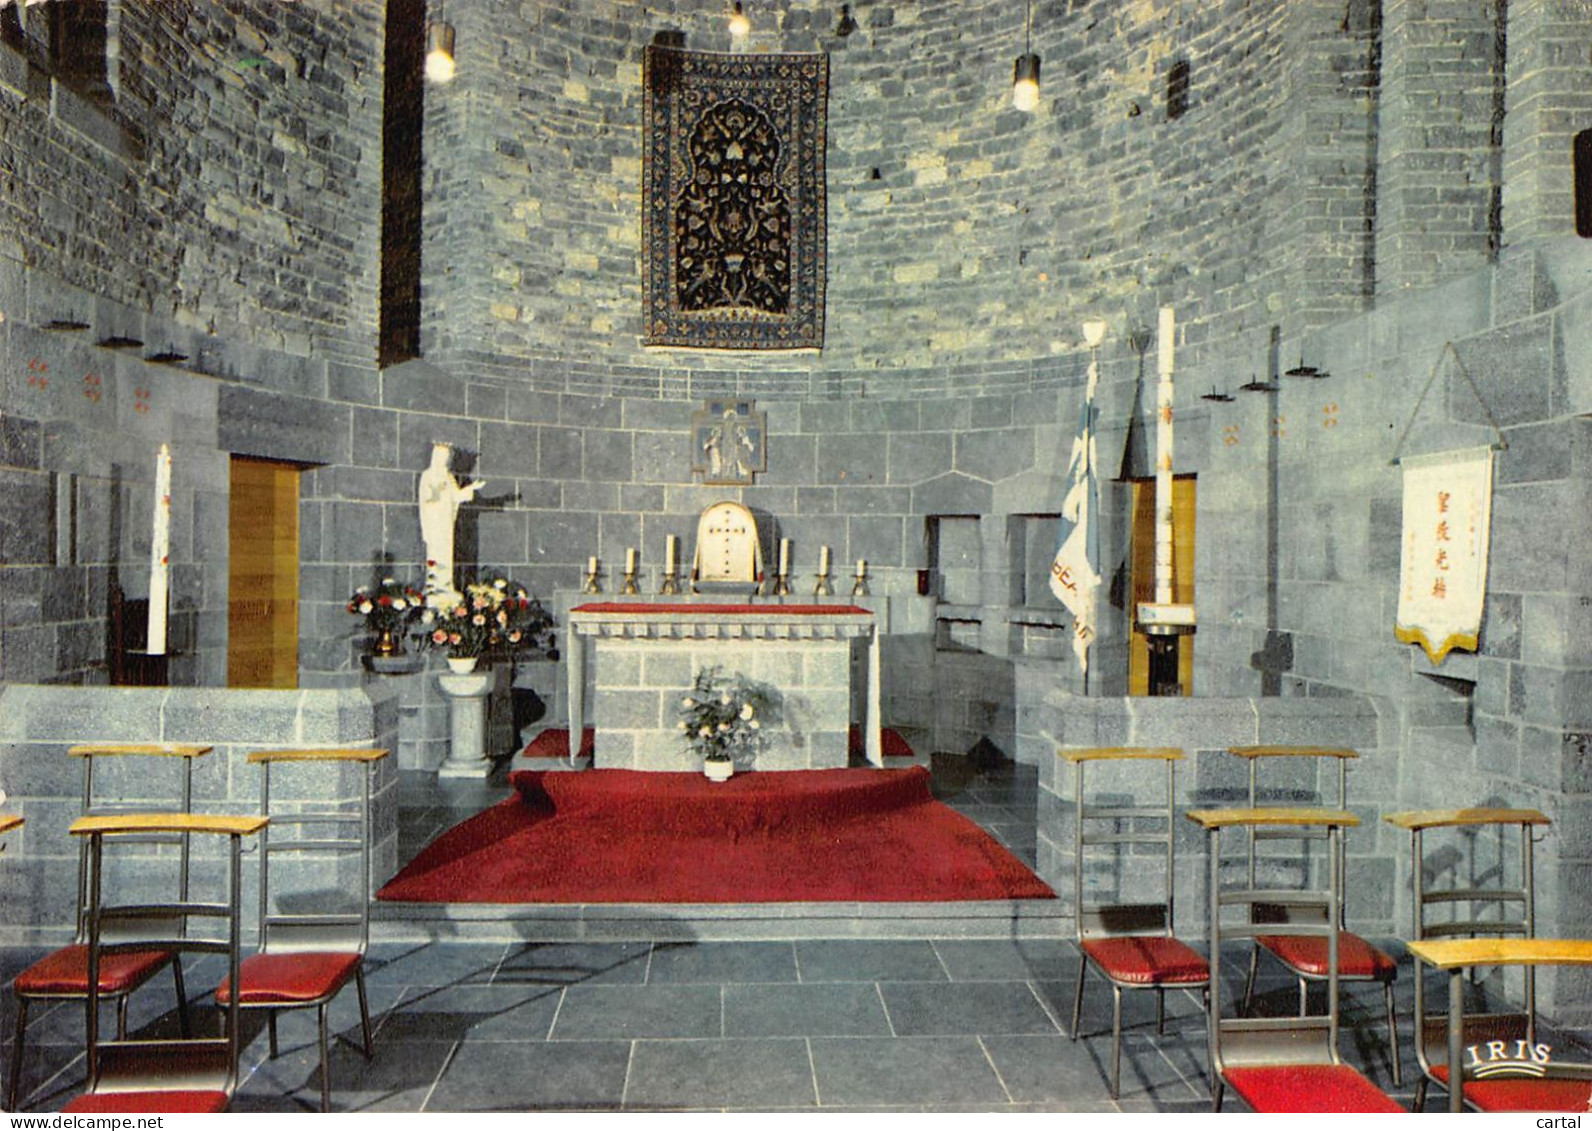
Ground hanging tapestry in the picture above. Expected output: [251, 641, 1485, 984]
[642, 45, 828, 350]
[1394, 447, 1495, 664]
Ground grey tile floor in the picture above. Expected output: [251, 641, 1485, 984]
[1, 753, 1578, 1112]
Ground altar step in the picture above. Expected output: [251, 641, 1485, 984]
[371, 896, 1067, 944]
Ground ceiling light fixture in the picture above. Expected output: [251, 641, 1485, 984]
[1012, 0, 1040, 112]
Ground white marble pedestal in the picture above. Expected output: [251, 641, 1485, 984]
[437, 670, 494, 778]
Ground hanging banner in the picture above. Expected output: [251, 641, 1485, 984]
[1394, 448, 1494, 664]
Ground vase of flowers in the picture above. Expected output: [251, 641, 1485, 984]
[348, 577, 424, 657]
[677, 667, 776, 780]
[419, 576, 554, 667]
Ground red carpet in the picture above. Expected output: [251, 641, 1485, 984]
[377, 766, 1054, 904]
[520, 726, 915, 760]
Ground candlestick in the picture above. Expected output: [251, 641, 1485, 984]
[851, 558, 869, 598]
[626, 547, 636, 574]
[819, 545, 830, 575]
[148, 444, 171, 655]
[583, 557, 601, 594]
[779, 538, 790, 577]
[856, 558, 866, 577]
[1155, 306, 1175, 605]
[665, 534, 677, 573]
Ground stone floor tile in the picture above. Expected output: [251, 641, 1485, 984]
[550, 983, 722, 1040]
[624, 1037, 817, 1109]
[931, 937, 1078, 982]
[723, 981, 891, 1037]
[494, 940, 652, 986]
[378, 982, 563, 1042]
[365, 942, 506, 986]
[427, 1039, 632, 1112]
[793, 939, 949, 983]
[809, 1035, 1010, 1107]
[879, 980, 1062, 1037]
[645, 940, 798, 984]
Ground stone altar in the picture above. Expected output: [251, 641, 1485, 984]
[566, 602, 882, 771]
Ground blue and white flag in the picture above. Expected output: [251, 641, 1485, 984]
[1049, 358, 1101, 675]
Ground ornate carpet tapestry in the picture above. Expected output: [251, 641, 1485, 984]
[642, 45, 828, 350]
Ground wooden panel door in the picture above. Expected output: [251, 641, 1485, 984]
[1128, 475, 1196, 696]
[228, 457, 300, 688]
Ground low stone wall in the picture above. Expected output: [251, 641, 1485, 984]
[0, 684, 400, 944]
[1014, 674, 1395, 942]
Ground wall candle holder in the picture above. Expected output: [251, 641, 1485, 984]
[621, 568, 639, 596]
[814, 569, 833, 598]
[772, 571, 790, 596]
[658, 569, 678, 596]
[582, 563, 601, 594]
[851, 563, 869, 598]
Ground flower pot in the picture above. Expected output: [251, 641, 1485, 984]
[446, 655, 479, 674]
[703, 758, 734, 783]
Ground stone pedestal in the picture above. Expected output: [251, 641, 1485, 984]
[437, 670, 494, 779]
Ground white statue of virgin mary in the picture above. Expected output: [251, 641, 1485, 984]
[418, 443, 485, 606]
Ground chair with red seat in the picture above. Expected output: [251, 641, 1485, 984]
[1386, 807, 1552, 1111]
[1188, 806, 1404, 1112]
[1062, 747, 1210, 1099]
[1409, 938, 1592, 1113]
[6, 743, 211, 1112]
[1229, 745, 1401, 1086]
[62, 812, 264, 1113]
[216, 747, 388, 1112]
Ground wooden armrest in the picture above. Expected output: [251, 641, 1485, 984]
[247, 747, 390, 764]
[1059, 746, 1183, 762]
[1186, 807, 1359, 829]
[1384, 807, 1550, 830]
[1227, 745, 1358, 760]
[68, 743, 213, 759]
[71, 813, 268, 837]
[1409, 938, 1592, 970]
[0, 814, 22, 835]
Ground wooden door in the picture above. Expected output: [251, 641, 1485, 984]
[228, 457, 300, 688]
[1128, 475, 1196, 696]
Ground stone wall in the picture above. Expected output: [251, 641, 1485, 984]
[0, 683, 400, 945]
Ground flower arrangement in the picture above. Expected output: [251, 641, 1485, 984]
[419, 576, 553, 661]
[677, 666, 776, 765]
[348, 577, 424, 655]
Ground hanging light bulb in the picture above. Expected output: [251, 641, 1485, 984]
[1012, 0, 1040, 112]
[425, 19, 456, 83]
[728, 2, 751, 38]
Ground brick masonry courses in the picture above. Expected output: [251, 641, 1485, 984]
[0, 1, 1590, 1022]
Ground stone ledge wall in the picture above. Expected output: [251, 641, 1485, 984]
[0, 684, 399, 944]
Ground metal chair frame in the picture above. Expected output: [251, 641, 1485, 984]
[1064, 746, 1209, 1099]
[1386, 807, 1548, 1111]
[1190, 806, 1398, 1112]
[1229, 744, 1400, 1086]
[7, 743, 210, 1112]
[1408, 938, 1592, 1113]
[232, 747, 387, 1112]
[68, 813, 266, 1111]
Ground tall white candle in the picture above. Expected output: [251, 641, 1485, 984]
[1155, 306, 1175, 605]
[819, 545, 830, 574]
[779, 538, 790, 576]
[1158, 305, 1175, 378]
[856, 558, 867, 577]
[665, 534, 677, 573]
[626, 547, 636, 574]
[148, 444, 171, 655]
[588, 555, 598, 575]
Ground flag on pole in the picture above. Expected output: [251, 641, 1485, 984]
[1049, 357, 1101, 675]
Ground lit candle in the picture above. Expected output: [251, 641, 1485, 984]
[147, 444, 171, 655]
[819, 545, 830, 574]
[588, 555, 598, 575]
[779, 538, 790, 576]
[626, 547, 636, 574]
[856, 558, 866, 577]
[665, 534, 677, 573]
[1158, 305, 1175, 378]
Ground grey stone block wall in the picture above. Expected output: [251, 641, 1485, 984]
[0, 684, 399, 945]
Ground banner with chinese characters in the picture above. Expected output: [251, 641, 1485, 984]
[1395, 448, 1494, 664]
